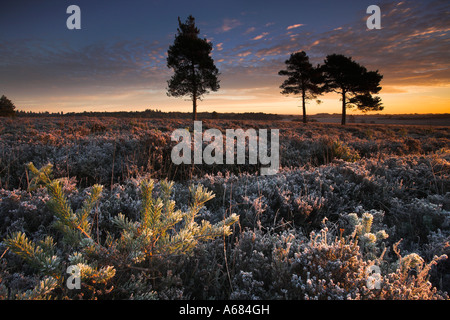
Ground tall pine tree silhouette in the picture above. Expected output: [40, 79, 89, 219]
[279, 51, 322, 123]
[167, 15, 220, 121]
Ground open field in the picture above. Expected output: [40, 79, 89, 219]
[0, 116, 449, 300]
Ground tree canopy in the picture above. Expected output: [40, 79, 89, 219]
[167, 15, 220, 121]
[320, 54, 383, 125]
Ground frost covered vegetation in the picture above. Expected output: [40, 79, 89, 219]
[0, 117, 449, 300]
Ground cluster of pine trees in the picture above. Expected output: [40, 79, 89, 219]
[167, 15, 383, 124]
[278, 52, 383, 125]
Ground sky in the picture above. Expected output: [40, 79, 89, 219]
[1, 0, 449, 115]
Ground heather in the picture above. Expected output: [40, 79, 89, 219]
[0, 117, 448, 300]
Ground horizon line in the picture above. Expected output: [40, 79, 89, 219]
[12, 109, 450, 116]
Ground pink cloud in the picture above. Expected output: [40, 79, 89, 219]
[252, 32, 269, 40]
[286, 24, 304, 30]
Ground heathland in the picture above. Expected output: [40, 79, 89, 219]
[0, 116, 448, 299]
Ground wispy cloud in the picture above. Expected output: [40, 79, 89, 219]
[218, 18, 242, 32]
[237, 51, 252, 57]
[0, 38, 168, 94]
[251, 32, 269, 40]
[244, 27, 256, 34]
[303, 0, 450, 87]
[286, 23, 304, 30]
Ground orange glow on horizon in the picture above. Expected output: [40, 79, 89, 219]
[14, 84, 449, 115]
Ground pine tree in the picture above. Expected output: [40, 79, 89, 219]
[3, 163, 238, 299]
[112, 179, 239, 260]
[320, 54, 383, 125]
[167, 15, 220, 121]
[278, 51, 322, 123]
[0, 95, 16, 117]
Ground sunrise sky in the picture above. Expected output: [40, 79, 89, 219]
[1, 0, 449, 115]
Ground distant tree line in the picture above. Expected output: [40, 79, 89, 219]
[166, 16, 383, 125]
[11, 108, 283, 121]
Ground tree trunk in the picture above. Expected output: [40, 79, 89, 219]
[302, 92, 307, 124]
[192, 92, 197, 121]
[341, 90, 346, 125]
[192, 62, 197, 121]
